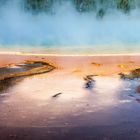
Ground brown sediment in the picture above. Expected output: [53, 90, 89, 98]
[91, 62, 103, 67]
[0, 60, 55, 81]
[128, 61, 134, 64]
[131, 68, 140, 76]
[84, 75, 97, 81]
[72, 69, 81, 73]
[119, 68, 140, 79]
[118, 64, 128, 69]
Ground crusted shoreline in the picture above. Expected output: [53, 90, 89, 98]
[119, 68, 140, 79]
[0, 60, 55, 81]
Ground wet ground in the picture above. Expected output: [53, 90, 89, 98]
[0, 68, 140, 140]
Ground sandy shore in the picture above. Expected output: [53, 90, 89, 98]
[0, 53, 140, 76]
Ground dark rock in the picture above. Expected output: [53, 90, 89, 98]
[119, 73, 126, 79]
[52, 93, 62, 98]
[84, 75, 96, 89]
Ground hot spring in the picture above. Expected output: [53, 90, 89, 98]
[0, 0, 140, 54]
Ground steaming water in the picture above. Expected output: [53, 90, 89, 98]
[0, 0, 140, 54]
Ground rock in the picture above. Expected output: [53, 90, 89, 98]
[85, 81, 93, 89]
[52, 93, 62, 98]
[84, 75, 96, 89]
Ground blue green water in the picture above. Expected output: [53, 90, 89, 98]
[0, 0, 140, 54]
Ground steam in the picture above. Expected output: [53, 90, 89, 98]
[0, 0, 140, 53]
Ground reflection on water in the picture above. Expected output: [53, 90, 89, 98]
[0, 78, 23, 93]
[0, 70, 140, 128]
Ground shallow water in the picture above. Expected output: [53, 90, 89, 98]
[0, 69, 140, 128]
